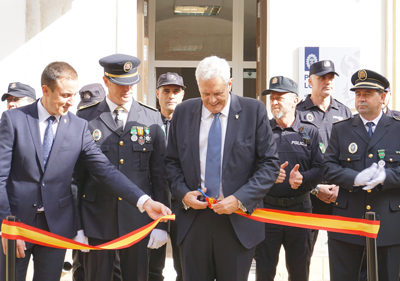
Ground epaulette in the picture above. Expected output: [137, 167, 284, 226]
[138, 101, 157, 111]
[333, 116, 352, 124]
[78, 101, 100, 111]
[392, 116, 400, 121]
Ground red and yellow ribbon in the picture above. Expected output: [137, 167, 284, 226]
[1, 208, 379, 250]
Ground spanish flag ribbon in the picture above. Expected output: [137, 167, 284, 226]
[1, 208, 379, 250]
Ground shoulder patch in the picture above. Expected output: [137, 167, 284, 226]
[78, 101, 100, 111]
[333, 117, 352, 124]
[138, 101, 157, 111]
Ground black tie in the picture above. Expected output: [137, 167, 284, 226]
[164, 119, 170, 145]
[114, 107, 124, 134]
[42, 116, 56, 168]
[366, 122, 374, 138]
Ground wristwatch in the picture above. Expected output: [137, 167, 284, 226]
[238, 200, 247, 213]
[311, 184, 320, 195]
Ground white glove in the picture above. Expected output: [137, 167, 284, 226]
[73, 229, 90, 253]
[354, 163, 378, 186]
[363, 165, 386, 190]
[147, 229, 168, 249]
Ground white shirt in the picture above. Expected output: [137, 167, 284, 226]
[105, 96, 150, 211]
[37, 99, 61, 144]
[359, 110, 383, 135]
[199, 94, 231, 198]
[106, 96, 132, 129]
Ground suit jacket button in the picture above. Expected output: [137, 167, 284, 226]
[367, 189, 371, 193]
[33, 202, 38, 207]
[347, 158, 350, 162]
[390, 158, 393, 162]
[83, 195, 86, 198]
[118, 197, 122, 201]
[143, 148, 146, 151]
[366, 205, 371, 210]
[120, 159, 124, 164]
[335, 202, 338, 205]
[368, 154, 373, 158]
[119, 141, 124, 146]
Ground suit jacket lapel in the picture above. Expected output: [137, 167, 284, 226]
[26, 101, 44, 172]
[222, 94, 242, 172]
[353, 115, 370, 145]
[190, 100, 202, 182]
[122, 100, 141, 138]
[368, 113, 390, 149]
[97, 100, 120, 136]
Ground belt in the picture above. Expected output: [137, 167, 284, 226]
[264, 192, 310, 207]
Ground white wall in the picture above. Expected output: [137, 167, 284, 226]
[267, 0, 385, 103]
[0, 0, 138, 115]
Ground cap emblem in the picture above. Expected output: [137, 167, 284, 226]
[324, 61, 331, 67]
[358, 70, 367, 81]
[83, 93, 91, 101]
[124, 62, 133, 73]
[168, 74, 177, 81]
[272, 77, 278, 84]
[10, 83, 16, 89]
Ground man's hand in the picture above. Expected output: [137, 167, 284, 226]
[289, 164, 303, 189]
[363, 165, 386, 190]
[2, 237, 26, 258]
[316, 184, 339, 203]
[183, 190, 208, 210]
[147, 229, 168, 249]
[143, 198, 172, 222]
[212, 195, 239, 215]
[354, 163, 378, 186]
[275, 161, 288, 183]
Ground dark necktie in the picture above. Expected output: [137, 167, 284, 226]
[164, 119, 170, 145]
[114, 107, 124, 134]
[42, 116, 56, 168]
[366, 122, 374, 138]
[205, 113, 221, 197]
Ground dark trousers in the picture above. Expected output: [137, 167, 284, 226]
[255, 200, 312, 281]
[179, 208, 255, 281]
[328, 237, 400, 281]
[84, 236, 149, 281]
[0, 212, 66, 281]
[149, 200, 183, 281]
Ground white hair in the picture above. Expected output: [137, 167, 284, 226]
[195, 56, 231, 85]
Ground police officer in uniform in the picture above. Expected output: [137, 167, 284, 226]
[323, 69, 400, 281]
[296, 60, 352, 250]
[2, 82, 36, 110]
[255, 76, 323, 281]
[74, 54, 169, 281]
[149, 72, 185, 281]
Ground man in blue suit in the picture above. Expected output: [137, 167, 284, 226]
[165, 56, 280, 281]
[0, 61, 170, 281]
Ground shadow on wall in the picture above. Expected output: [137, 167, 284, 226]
[26, 0, 74, 41]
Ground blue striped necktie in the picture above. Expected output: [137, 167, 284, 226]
[205, 113, 221, 197]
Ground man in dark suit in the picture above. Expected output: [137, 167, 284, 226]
[75, 54, 170, 281]
[323, 69, 400, 281]
[165, 56, 280, 281]
[0, 61, 170, 281]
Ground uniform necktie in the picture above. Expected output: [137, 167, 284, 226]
[164, 119, 170, 145]
[366, 122, 374, 138]
[42, 116, 56, 168]
[205, 113, 221, 197]
[114, 107, 124, 134]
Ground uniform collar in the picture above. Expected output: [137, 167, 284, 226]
[270, 114, 301, 132]
[304, 94, 338, 110]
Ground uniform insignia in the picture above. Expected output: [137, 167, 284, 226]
[138, 101, 157, 111]
[358, 69, 367, 81]
[83, 93, 91, 100]
[78, 101, 101, 111]
[319, 143, 326, 154]
[168, 74, 177, 80]
[348, 142, 358, 154]
[144, 127, 151, 143]
[10, 83, 16, 89]
[92, 129, 102, 141]
[332, 116, 343, 121]
[124, 61, 133, 72]
[272, 77, 278, 84]
[324, 61, 331, 67]
[306, 113, 314, 122]
[378, 149, 386, 167]
[131, 126, 138, 142]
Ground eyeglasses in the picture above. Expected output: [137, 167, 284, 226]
[6, 97, 26, 103]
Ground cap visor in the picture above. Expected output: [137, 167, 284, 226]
[106, 75, 141, 86]
[312, 71, 339, 77]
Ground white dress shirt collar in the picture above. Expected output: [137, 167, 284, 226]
[105, 96, 132, 114]
[37, 99, 61, 123]
[201, 93, 231, 120]
[359, 110, 383, 127]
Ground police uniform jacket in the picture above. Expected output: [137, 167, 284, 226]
[268, 116, 323, 199]
[323, 113, 400, 246]
[75, 98, 169, 240]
